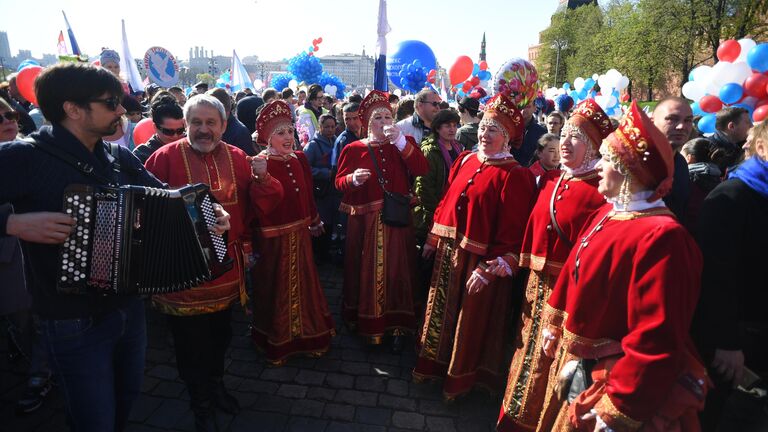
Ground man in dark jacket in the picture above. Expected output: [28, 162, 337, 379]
[651, 96, 693, 221]
[708, 107, 752, 173]
[511, 102, 547, 167]
[208, 88, 255, 155]
[132, 96, 185, 164]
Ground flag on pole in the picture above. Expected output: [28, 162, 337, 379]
[373, 0, 390, 91]
[230, 50, 254, 93]
[61, 11, 82, 56]
[57, 31, 67, 56]
[120, 20, 145, 92]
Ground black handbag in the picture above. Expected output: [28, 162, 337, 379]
[365, 141, 412, 227]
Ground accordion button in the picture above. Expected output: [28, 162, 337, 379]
[67, 197, 73, 203]
[382, 158, 387, 162]
[61, 276, 67, 281]
[295, 188, 300, 192]
[288, 172, 293, 176]
[292, 180, 296, 184]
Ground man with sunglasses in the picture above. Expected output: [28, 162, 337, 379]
[132, 95, 185, 164]
[0, 63, 231, 432]
[396, 89, 441, 145]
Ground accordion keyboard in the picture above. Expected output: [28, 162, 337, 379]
[200, 194, 228, 262]
[60, 193, 93, 285]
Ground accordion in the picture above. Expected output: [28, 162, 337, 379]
[58, 183, 233, 295]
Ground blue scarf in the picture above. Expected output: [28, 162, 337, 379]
[729, 156, 768, 200]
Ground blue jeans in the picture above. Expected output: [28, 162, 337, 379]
[43, 298, 146, 432]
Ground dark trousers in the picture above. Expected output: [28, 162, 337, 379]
[166, 309, 232, 401]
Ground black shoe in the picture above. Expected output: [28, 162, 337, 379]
[16, 374, 53, 414]
[391, 335, 405, 354]
[191, 399, 218, 432]
[212, 379, 240, 415]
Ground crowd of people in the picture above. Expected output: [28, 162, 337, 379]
[0, 55, 766, 432]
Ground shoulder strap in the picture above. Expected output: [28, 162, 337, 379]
[365, 140, 390, 195]
[549, 172, 573, 248]
[109, 142, 122, 175]
[24, 137, 116, 185]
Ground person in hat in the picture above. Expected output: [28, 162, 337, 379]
[497, 99, 615, 432]
[412, 94, 537, 400]
[541, 101, 707, 431]
[99, 49, 121, 77]
[456, 96, 482, 151]
[249, 100, 335, 366]
[194, 81, 209, 94]
[334, 90, 428, 353]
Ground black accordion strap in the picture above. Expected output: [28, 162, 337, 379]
[24, 137, 117, 185]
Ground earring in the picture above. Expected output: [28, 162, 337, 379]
[618, 174, 632, 210]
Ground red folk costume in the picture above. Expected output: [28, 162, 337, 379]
[499, 99, 615, 432]
[144, 138, 283, 315]
[334, 90, 428, 342]
[413, 94, 537, 399]
[543, 102, 708, 432]
[249, 101, 335, 363]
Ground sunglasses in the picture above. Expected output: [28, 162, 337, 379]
[157, 126, 187, 136]
[89, 96, 123, 111]
[0, 111, 20, 123]
[420, 100, 442, 108]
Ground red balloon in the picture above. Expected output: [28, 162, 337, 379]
[461, 82, 472, 92]
[717, 39, 741, 62]
[132, 118, 155, 146]
[744, 73, 768, 99]
[470, 76, 480, 86]
[755, 98, 768, 110]
[449, 55, 474, 86]
[479, 61, 488, 71]
[754, 104, 768, 122]
[699, 95, 723, 113]
[16, 65, 43, 106]
[621, 93, 630, 102]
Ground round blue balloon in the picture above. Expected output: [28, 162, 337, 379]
[747, 43, 768, 73]
[719, 83, 743, 105]
[691, 102, 704, 116]
[731, 102, 754, 116]
[386, 40, 436, 90]
[563, 82, 571, 90]
[698, 113, 716, 134]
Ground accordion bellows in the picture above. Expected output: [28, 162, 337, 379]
[58, 183, 233, 295]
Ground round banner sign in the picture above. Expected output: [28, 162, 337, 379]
[143, 46, 179, 87]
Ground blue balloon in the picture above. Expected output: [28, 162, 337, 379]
[698, 113, 716, 134]
[688, 70, 695, 82]
[719, 83, 744, 105]
[569, 90, 579, 100]
[691, 102, 704, 116]
[584, 78, 595, 90]
[478, 70, 492, 81]
[747, 43, 768, 73]
[386, 40, 436, 90]
[472, 64, 480, 76]
[563, 82, 571, 90]
[731, 103, 754, 116]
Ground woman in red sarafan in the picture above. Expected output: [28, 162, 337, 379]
[498, 99, 615, 432]
[334, 90, 428, 352]
[249, 100, 335, 366]
[542, 102, 708, 432]
[412, 94, 537, 400]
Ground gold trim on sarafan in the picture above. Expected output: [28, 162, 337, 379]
[596, 393, 643, 431]
[259, 217, 311, 238]
[288, 231, 302, 337]
[608, 207, 674, 221]
[419, 238, 455, 360]
[374, 213, 386, 317]
[430, 223, 489, 255]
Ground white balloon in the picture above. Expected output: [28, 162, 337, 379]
[682, 80, 706, 101]
[706, 61, 736, 94]
[592, 73, 599, 81]
[595, 94, 610, 111]
[737, 38, 756, 63]
[574, 77, 586, 91]
[617, 76, 630, 90]
[691, 65, 712, 82]
[288, 79, 299, 91]
[598, 74, 611, 91]
[732, 61, 753, 85]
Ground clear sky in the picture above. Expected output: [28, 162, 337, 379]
[0, 0, 562, 73]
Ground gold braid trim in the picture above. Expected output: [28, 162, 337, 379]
[595, 393, 643, 431]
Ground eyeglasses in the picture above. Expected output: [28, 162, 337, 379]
[157, 126, 187, 136]
[420, 100, 442, 108]
[88, 96, 122, 111]
[0, 111, 20, 123]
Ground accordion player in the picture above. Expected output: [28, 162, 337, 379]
[57, 183, 233, 295]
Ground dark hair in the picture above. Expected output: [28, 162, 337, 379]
[348, 94, 363, 104]
[35, 63, 123, 123]
[207, 88, 232, 114]
[395, 99, 415, 122]
[680, 138, 712, 163]
[537, 133, 559, 150]
[308, 84, 323, 101]
[415, 89, 437, 103]
[319, 113, 337, 125]
[343, 102, 360, 113]
[430, 109, 460, 135]
[388, 94, 399, 104]
[261, 88, 278, 103]
[281, 88, 294, 99]
[168, 86, 183, 93]
[715, 107, 749, 131]
[150, 95, 183, 125]
[547, 111, 565, 124]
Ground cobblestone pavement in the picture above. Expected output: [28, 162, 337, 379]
[1, 264, 502, 432]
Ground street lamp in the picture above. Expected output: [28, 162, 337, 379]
[552, 39, 567, 88]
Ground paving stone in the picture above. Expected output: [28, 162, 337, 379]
[277, 383, 309, 399]
[286, 357, 318, 368]
[409, 381, 443, 400]
[419, 399, 459, 417]
[289, 399, 325, 418]
[341, 349, 367, 361]
[341, 360, 371, 376]
[230, 390, 261, 409]
[286, 416, 329, 432]
[326, 372, 354, 388]
[371, 364, 400, 377]
[253, 394, 293, 413]
[335, 389, 378, 407]
[306, 386, 337, 401]
[426, 416, 458, 432]
[146, 364, 178, 381]
[326, 422, 386, 432]
[295, 369, 326, 385]
[392, 411, 425, 430]
[323, 403, 356, 421]
[228, 359, 264, 378]
[386, 378, 409, 396]
[368, 352, 401, 366]
[145, 399, 189, 429]
[229, 347, 258, 361]
[238, 378, 279, 394]
[315, 358, 343, 371]
[140, 376, 160, 393]
[230, 410, 288, 432]
[456, 417, 494, 432]
[151, 380, 185, 398]
[379, 394, 417, 411]
[355, 376, 386, 392]
[355, 406, 392, 426]
[260, 366, 299, 382]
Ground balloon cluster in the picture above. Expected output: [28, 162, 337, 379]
[683, 39, 768, 130]
[544, 69, 629, 116]
[398, 60, 428, 92]
[452, 58, 492, 99]
[15, 62, 44, 106]
[554, 94, 574, 112]
[270, 73, 294, 92]
[386, 40, 437, 91]
[287, 52, 323, 85]
[492, 58, 539, 108]
[215, 70, 232, 90]
[307, 37, 323, 57]
[319, 72, 346, 99]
